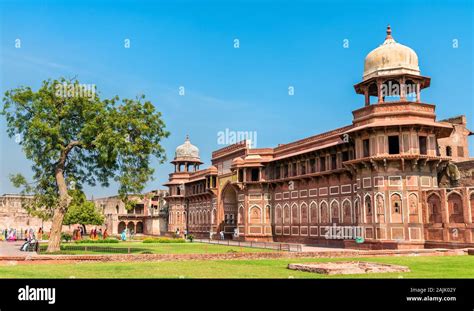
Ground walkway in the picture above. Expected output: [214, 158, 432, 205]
[195, 238, 355, 252]
[0, 241, 39, 258]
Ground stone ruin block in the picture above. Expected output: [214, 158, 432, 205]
[288, 261, 410, 275]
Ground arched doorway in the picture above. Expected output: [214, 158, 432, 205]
[136, 222, 143, 234]
[221, 184, 238, 235]
[118, 221, 126, 233]
[127, 222, 135, 232]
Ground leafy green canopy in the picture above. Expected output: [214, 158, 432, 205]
[63, 192, 104, 226]
[2, 77, 170, 215]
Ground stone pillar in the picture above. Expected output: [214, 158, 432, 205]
[462, 188, 472, 224]
[416, 82, 421, 102]
[364, 87, 370, 106]
[440, 189, 450, 241]
[400, 77, 406, 101]
[377, 79, 384, 103]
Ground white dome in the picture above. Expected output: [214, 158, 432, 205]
[363, 25, 420, 81]
[175, 135, 200, 161]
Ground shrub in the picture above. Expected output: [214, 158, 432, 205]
[129, 235, 149, 241]
[74, 238, 119, 244]
[187, 234, 194, 242]
[142, 237, 185, 244]
[61, 233, 72, 243]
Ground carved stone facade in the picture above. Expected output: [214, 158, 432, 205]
[165, 26, 474, 249]
[0, 190, 169, 236]
[0, 194, 52, 230]
[93, 190, 168, 235]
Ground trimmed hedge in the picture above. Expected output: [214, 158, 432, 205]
[74, 238, 119, 244]
[142, 238, 186, 244]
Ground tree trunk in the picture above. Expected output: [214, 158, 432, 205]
[46, 154, 72, 253]
[46, 208, 66, 252]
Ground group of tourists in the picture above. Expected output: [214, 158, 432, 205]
[0, 227, 44, 242]
[72, 226, 84, 240]
[73, 226, 109, 240]
[89, 227, 104, 240]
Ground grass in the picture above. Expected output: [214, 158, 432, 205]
[1, 255, 473, 278]
[38, 242, 274, 255]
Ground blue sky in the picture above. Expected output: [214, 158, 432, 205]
[1, 0, 473, 198]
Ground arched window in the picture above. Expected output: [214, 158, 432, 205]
[375, 194, 385, 223]
[320, 201, 329, 223]
[300, 203, 308, 225]
[391, 193, 402, 223]
[310, 202, 318, 224]
[291, 204, 299, 225]
[330, 201, 339, 224]
[448, 192, 464, 223]
[249, 206, 261, 224]
[283, 204, 290, 224]
[265, 205, 271, 223]
[275, 205, 282, 225]
[342, 200, 352, 223]
[364, 195, 372, 223]
[354, 199, 360, 223]
[427, 194, 442, 223]
[408, 194, 418, 215]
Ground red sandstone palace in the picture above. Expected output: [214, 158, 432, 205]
[165, 26, 474, 249]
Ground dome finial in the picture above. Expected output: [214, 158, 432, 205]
[386, 24, 392, 40]
[185, 134, 189, 142]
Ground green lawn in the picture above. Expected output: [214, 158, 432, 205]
[1, 255, 473, 278]
[39, 242, 274, 255]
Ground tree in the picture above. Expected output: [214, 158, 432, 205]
[2, 78, 170, 252]
[63, 192, 105, 233]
